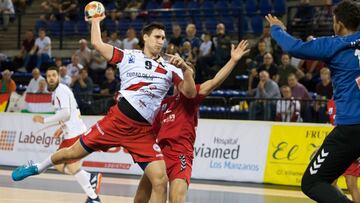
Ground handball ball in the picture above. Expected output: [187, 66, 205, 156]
[85, 1, 105, 19]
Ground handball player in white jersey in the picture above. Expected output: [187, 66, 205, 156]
[12, 11, 196, 203]
[13, 66, 102, 203]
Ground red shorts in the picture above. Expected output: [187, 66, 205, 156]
[80, 105, 163, 163]
[343, 161, 360, 177]
[57, 135, 80, 164]
[163, 148, 193, 185]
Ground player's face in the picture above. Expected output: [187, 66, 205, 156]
[144, 29, 165, 55]
[46, 70, 59, 92]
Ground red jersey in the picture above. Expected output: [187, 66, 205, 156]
[154, 85, 205, 158]
[327, 99, 336, 125]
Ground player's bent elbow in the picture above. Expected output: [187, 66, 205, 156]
[183, 90, 197, 99]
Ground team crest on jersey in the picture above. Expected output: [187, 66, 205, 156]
[129, 55, 135, 63]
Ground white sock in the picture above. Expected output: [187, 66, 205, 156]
[35, 156, 54, 173]
[74, 170, 98, 199]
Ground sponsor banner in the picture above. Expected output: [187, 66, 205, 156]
[24, 93, 54, 113]
[264, 124, 334, 186]
[0, 113, 143, 175]
[192, 120, 271, 182]
[0, 93, 10, 112]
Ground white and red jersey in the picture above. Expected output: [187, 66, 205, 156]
[109, 48, 183, 124]
[53, 84, 87, 139]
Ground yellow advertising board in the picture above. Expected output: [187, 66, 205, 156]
[264, 124, 334, 186]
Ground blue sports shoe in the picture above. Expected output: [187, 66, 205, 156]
[85, 196, 101, 203]
[11, 161, 39, 181]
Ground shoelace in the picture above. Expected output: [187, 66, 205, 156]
[23, 160, 35, 169]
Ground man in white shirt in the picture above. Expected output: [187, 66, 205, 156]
[26, 28, 51, 69]
[13, 66, 102, 202]
[123, 27, 139, 49]
[60, 66, 71, 87]
[25, 68, 45, 93]
[199, 32, 212, 57]
[66, 54, 83, 80]
[275, 85, 302, 122]
[75, 39, 92, 67]
[0, 0, 15, 30]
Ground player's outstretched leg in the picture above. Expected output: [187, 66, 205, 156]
[12, 140, 89, 181]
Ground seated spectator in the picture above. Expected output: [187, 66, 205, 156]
[0, 69, 16, 93]
[252, 40, 267, 66]
[101, 30, 109, 43]
[75, 39, 92, 68]
[59, 66, 71, 87]
[315, 67, 333, 122]
[24, 28, 51, 70]
[100, 67, 119, 96]
[288, 73, 311, 100]
[71, 68, 93, 95]
[123, 27, 139, 49]
[257, 53, 279, 82]
[0, 0, 15, 31]
[124, 0, 142, 20]
[275, 85, 302, 122]
[25, 68, 45, 93]
[165, 43, 179, 55]
[278, 53, 302, 87]
[248, 67, 259, 96]
[41, 0, 60, 13]
[169, 24, 184, 48]
[108, 32, 123, 49]
[71, 68, 93, 113]
[58, 0, 78, 21]
[13, 29, 35, 71]
[249, 70, 281, 121]
[184, 23, 201, 57]
[54, 57, 63, 69]
[288, 73, 312, 122]
[89, 49, 107, 84]
[37, 79, 49, 94]
[199, 32, 212, 57]
[66, 54, 83, 80]
[180, 41, 194, 64]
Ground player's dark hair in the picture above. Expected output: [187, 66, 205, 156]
[141, 22, 165, 37]
[46, 66, 59, 74]
[334, 0, 360, 31]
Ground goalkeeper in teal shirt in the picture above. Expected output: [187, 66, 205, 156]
[266, 1, 360, 202]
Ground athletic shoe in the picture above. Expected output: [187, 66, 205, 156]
[85, 196, 101, 203]
[90, 173, 102, 194]
[11, 161, 39, 181]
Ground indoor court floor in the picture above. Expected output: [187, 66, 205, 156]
[0, 168, 319, 203]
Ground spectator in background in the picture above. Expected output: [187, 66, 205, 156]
[75, 39, 92, 68]
[36, 79, 48, 94]
[124, 0, 142, 21]
[12, 0, 27, 13]
[89, 49, 107, 84]
[169, 24, 184, 48]
[59, 66, 71, 87]
[108, 32, 123, 49]
[66, 54, 83, 80]
[275, 85, 302, 122]
[25, 28, 51, 70]
[54, 57, 63, 69]
[58, 0, 78, 21]
[184, 23, 201, 57]
[199, 32, 212, 57]
[180, 41, 194, 64]
[25, 68, 45, 93]
[248, 67, 259, 96]
[288, 73, 311, 100]
[315, 67, 333, 123]
[0, 0, 15, 31]
[165, 43, 179, 55]
[101, 30, 109, 43]
[123, 27, 139, 49]
[252, 40, 267, 66]
[14, 30, 35, 71]
[278, 53, 301, 87]
[0, 69, 16, 93]
[100, 67, 119, 96]
[71, 68, 93, 94]
[249, 70, 281, 120]
[258, 24, 282, 64]
[212, 23, 232, 70]
[258, 53, 278, 82]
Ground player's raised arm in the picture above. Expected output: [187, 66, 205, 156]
[265, 14, 336, 61]
[85, 15, 114, 61]
[199, 40, 249, 96]
[167, 54, 197, 98]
